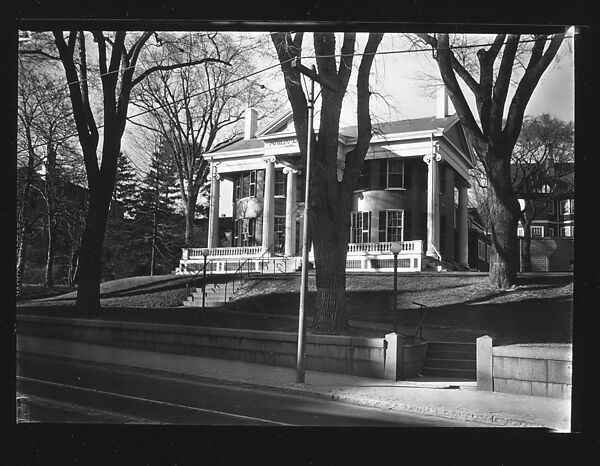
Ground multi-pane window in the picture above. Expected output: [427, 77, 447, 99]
[378, 209, 403, 242]
[233, 218, 256, 246]
[351, 211, 371, 243]
[548, 201, 554, 215]
[377, 159, 411, 189]
[517, 227, 525, 237]
[387, 160, 404, 188]
[387, 209, 403, 242]
[233, 170, 257, 200]
[549, 227, 555, 237]
[531, 225, 544, 237]
[274, 216, 285, 253]
[274, 170, 286, 197]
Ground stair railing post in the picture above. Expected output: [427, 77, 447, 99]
[201, 248, 210, 312]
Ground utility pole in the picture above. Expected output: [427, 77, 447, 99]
[292, 59, 339, 384]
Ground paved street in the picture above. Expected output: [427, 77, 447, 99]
[17, 354, 475, 426]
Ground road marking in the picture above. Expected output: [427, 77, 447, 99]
[17, 376, 292, 426]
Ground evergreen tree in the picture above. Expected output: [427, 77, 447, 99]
[112, 152, 140, 219]
[103, 152, 143, 280]
[135, 146, 182, 276]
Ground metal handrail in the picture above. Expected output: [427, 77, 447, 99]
[412, 301, 429, 339]
[223, 243, 275, 302]
[184, 259, 213, 302]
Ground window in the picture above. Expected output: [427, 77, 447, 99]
[548, 201, 554, 215]
[561, 226, 573, 237]
[440, 215, 446, 255]
[387, 159, 404, 188]
[531, 226, 543, 237]
[439, 166, 446, 196]
[351, 211, 371, 243]
[233, 170, 257, 200]
[378, 209, 403, 242]
[387, 210, 403, 242]
[274, 170, 286, 197]
[561, 199, 574, 215]
[234, 218, 256, 246]
[477, 240, 487, 261]
[357, 161, 371, 189]
[549, 227, 555, 237]
[517, 227, 524, 237]
[378, 159, 409, 189]
[274, 216, 285, 253]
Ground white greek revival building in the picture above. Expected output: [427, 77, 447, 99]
[177, 92, 476, 275]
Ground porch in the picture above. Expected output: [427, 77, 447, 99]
[175, 240, 425, 275]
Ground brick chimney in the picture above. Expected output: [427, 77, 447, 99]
[244, 107, 258, 140]
[436, 85, 450, 118]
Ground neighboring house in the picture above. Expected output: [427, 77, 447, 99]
[467, 207, 491, 272]
[177, 91, 477, 274]
[514, 161, 575, 272]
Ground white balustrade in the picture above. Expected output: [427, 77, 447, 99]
[347, 240, 422, 255]
[188, 246, 263, 259]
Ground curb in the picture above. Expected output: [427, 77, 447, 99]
[18, 347, 558, 430]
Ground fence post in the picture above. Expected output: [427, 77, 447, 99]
[384, 332, 405, 381]
[477, 335, 494, 391]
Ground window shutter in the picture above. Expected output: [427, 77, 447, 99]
[379, 160, 387, 188]
[404, 210, 412, 241]
[379, 210, 387, 242]
[404, 161, 412, 189]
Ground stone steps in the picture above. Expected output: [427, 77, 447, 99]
[422, 341, 477, 379]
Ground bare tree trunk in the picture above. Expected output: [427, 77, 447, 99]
[75, 184, 112, 316]
[487, 159, 521, 288]
[311, 214, 351, 333]
[44, 220, 56, 287]
[16, 226, 29, 297]
[520, 219, 532, 272]
[150, 211, 157, 276]
[184, 190, 199, 247]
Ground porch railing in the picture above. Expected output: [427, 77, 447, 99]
[347, 240, 423, 254]
[187, 246, 262, 259]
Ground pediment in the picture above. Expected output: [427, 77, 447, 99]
[443, 120, 476, 168]
[256, 108, 296, 137]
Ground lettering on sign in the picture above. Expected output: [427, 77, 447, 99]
[266, 137, 297, 147]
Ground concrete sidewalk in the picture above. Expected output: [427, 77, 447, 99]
[17, 335, 571, 431]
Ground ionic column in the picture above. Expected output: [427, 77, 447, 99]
[423, 144, 442, 258]
[207, 166, 221, 249]
[283, 167, 299, 256]
[457, 183, 469, 268]
[262, 156, 276, 254]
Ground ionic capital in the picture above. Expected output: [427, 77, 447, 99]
[282, 167, 301, 175]
[263, 155, 277, 164]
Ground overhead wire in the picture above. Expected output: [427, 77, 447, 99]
[17, 33, 574, 157]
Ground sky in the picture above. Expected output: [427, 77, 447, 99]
[123, 31, 575, 162]
[119, 31, 575, 217]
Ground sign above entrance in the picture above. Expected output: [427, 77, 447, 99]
[264, 137, 297, 147]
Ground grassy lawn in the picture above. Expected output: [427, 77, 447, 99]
[18, 272, 573, 344]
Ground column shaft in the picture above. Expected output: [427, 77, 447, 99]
[426, 155, 440, 258]
[284, 169, 297, 256]
[207, 172, 220, 249]
[457, 184, 469, 268]
[262, 160, 275, 254]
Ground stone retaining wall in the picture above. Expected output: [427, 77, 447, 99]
[17, 315, 425, 380]
[476, 336, 572, 399]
